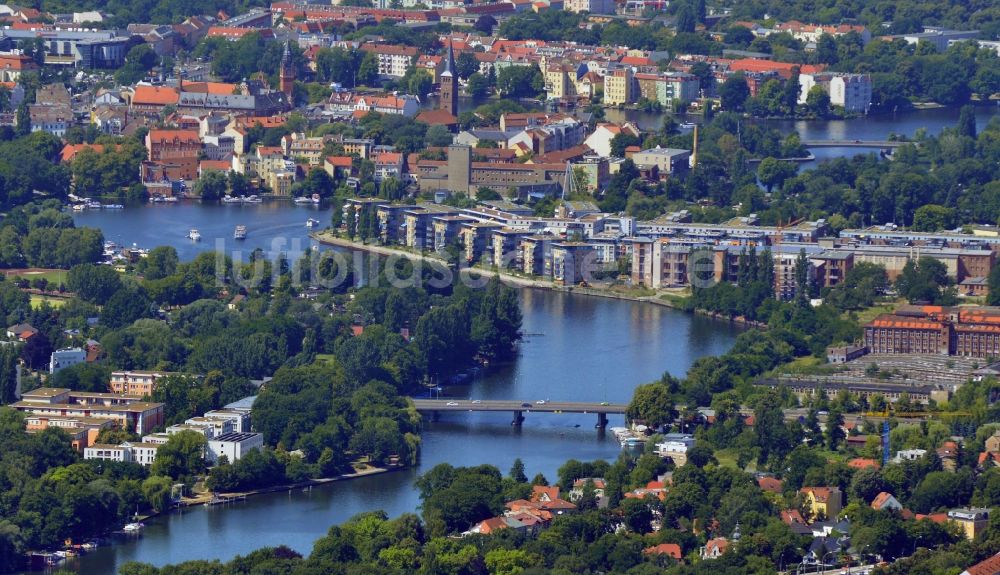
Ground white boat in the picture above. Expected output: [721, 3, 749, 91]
[71, 204, 86, 211]
[234, 225, 247, 240]
[163, 197, 178, 203]
[188, 229, 201, 241]
[86, 201, 102, 209]
[293, 196, 312, 205]
[306, 218, 320, 228]
[104, 204, 124, 209]
[221, 195, 242, 204]
[311, 193, 321, 204]
[123, 522, 144, 532]
[244, 195, 262, 203]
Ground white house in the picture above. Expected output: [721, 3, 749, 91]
[584, 122, 640, 158]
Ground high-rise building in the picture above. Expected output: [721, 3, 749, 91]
[440, 42, 458, 117]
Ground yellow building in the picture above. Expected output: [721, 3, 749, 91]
[800, 486, 842, 521]
[604, 68, 633, 106]
[545, 64, 576, 99]
[947, 508, 989, 540]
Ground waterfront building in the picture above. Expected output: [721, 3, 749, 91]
[603, 67, 633, 106]
[551, 242, 595, 285]
[24, 414, 114, 450]
[15, 388, 164, 434]
[207, 432, 264, 464]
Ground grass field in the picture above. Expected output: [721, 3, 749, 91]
[4, 269, 68, 285]
[30, 295, 66, 309]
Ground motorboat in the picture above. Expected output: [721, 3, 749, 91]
[123, 522, 144, 533]
[103, 204, 124, 209]
[221, 195, 243, 204]
[243, 195, 262, 203]
[293, 196, 313, 204]
[188, 229, 201, 241]
[234, 225, 247, 240]
[311, 193, 321, 204]
[306, 218, 320, 228]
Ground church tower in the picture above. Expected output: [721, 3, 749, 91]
[439, 42, 458, 117]
[279, 41, 295, 99]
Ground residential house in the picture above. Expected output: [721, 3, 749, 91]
[644, 543, 682, 561]
[7, 323, 37, 341]
[701, 538, 729, 559]
[373, 151, 404, 183]
[0, 52, 38, 81]
[949, 508, 990, 541]
[961, 552, 1000, 575]
[801, 486, 842, 521]
[361, 43, 418, 78]
[584, 122, 640, 158]
[870, 491, 903, 512]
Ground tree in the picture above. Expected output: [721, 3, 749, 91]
[805, 85, 830, 116]
[896, 257, 953, 304]
[825, 409, 845, 451]
[151, 430, 207, 479]
[357, 51, 379, 87]
[496, 65, 544, 98]
[719, 74, 750, 111]
[67, 264, 122, 305]
[626, 380, 676, 429]
[136, 247, 179, 282]
[912, 205, 956, 232]
[474, 14, 497, 34]
[456, 52, 479, 80]
[956, 104, 977, 139]
[509, 458, 527, 483]
[407, 70, 433, 99]
[756, 157, 795, 192]
[0, 345, 17, 405]
[466, 72, 489, 99]
[194, 170, 228, 201]
[426, 124, 454, 147]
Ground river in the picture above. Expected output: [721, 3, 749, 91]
[56, 103, 994, 573]
[62, 284, 740, 573]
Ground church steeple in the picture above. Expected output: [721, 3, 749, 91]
[279, 40, 295, 99]
[439, 41, 458, 117]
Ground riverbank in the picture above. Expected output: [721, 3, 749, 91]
[311, 231, 764, 328]
[179, 464, 401, 509]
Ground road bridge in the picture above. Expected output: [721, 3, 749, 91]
[411, 398, 626, 428]
[801, 139, 910, 148]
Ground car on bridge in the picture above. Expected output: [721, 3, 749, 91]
[446, 402, 458, 406]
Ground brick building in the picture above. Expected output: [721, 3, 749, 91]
[145, 129, 201, 181]
[864, 306, 1000, 358]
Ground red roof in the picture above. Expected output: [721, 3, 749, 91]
[61, 143, 105, 163]
[326, 156, 353, 168]
[870, 491, 897, 510]
[964, 553, 1000, 575]
[207, 26, 275, 39]
[531, 485, 560, 501]
[147, 129, 200, 144]
[781, 509, 806, 525]
[757, 476, 783, 493]
[199, 160, 231, 172]
[132, 85, 180, 106]
[848, 458, 880, 470]
[643, 543, 682, 560]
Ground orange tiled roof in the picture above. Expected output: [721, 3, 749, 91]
[147, 129, 200, 144]
[61, 143, 105, 163]
[644, 543, 682, 559]
[132, 85, 180, 106]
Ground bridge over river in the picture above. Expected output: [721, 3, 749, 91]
[411, 398, 627, 427]
[801, 139, 910, 148]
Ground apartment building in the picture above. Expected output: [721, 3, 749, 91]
[15, 388, 165, 434]
[145, 129, 201, 181]
[110, 370, 181, 396]
[361, 43, 419, 78]
[799, 72, 872, 114]
[604, 67, 633, 106]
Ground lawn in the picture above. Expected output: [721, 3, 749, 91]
[30, 295, 66, 309]
[845, 301, 899, 325]
[4, 269, 69, 285]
